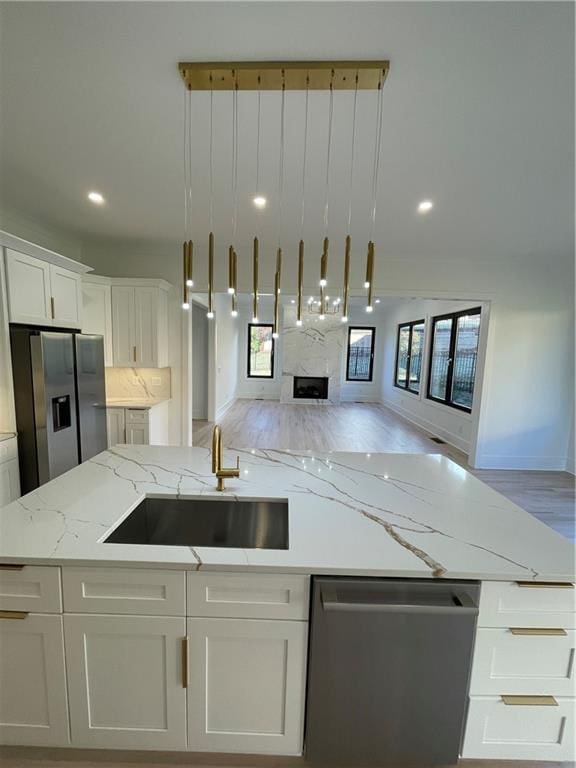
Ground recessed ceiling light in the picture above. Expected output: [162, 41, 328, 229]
[418, 200, 433, 214]
[253, 196, 267, 209]
[88, 191, 105, 205]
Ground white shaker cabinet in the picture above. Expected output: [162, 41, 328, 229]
[5, 250, 52, 325]
[105, 407, 125, 448]
[187, 617, 308, 755]
[81, 277, 113, 366]
[0, 436, 20, 506]
[5, 249, 82, 328]
[111, 282, 169, 367]
[106, 404, 169, 447]
[64, 614, 187, 750]
[0, 613, 69, 746]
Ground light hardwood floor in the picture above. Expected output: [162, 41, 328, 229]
[194, 400, 575, 541]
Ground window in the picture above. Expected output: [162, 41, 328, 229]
[247, 324, 275, 378]
[427, 308, 481, 412]
[346, 327, 375, 382]
[394, 320, 425, 393]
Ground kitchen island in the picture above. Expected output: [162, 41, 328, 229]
[0, 446, 574, 761]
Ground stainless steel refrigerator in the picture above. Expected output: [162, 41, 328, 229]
[10, 328, 108, 494]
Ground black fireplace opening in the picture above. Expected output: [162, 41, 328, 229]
[293, 376, 329, 400]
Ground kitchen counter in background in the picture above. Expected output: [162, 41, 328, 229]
[0, 432, 16, 442]
[0, 445, 573, 581]
[106, 397, 171, 408]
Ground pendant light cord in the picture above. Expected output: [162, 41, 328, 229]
[300, 83, 309, 240]
[255, 79, 261, 195]
[277, 77, 286, 247]
[370, 73, 385, 241]
[347, 77, 358, 235]
[183, 87, 190, 240]
[209, 86, 214, 232]
[323, 77, 334, 235]
[232, 81, 239, 240]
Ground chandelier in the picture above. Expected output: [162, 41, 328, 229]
[179, 61, 388, 335]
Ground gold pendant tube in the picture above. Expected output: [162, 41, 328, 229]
[342, 235, 351, 321]
[320, 237, 329, 286]
[207, 232, 214, 317]
[366, 241, 374, 311]
[297, 240, 304, 325]
[228, 245, 235, 295]
[252, 237, 259, 321]
[276, 247, 282, 289]
[273, 269, 280, 337]
[182, 242, 189, 309]
[319, 284, 326, 318]
[364, 241, 372, 288]
[231, 249, 238, 316]
[187, 240, 194, 287]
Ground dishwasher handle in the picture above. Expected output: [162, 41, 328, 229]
[321, 585, 478, 615]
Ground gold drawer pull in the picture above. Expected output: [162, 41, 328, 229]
[516, 581, 574, 589]
[182, 636, 189, 689]
[0, 564, 25, 571]
[501, 695, 558, 706]
[510, 627, 567, 636]
[0, 611, 29, 620]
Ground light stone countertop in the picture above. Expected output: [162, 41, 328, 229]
[106, 398, 171, 408]
[0, 445, 573, 581]
[0, 433, 16, 443]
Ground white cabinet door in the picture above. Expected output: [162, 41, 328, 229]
[50, 265, 81, 328]
[134, 287, 158, 366]
[5, 250, 52, 325]
[125, 421, 149, 445]
[0, 457, 20, 506]
[111, 286, 136, 366]
[64, 614, 187, 750]
[0, 613, 69, 746]
[81, 282, 113, 365]
[187, 617, 307, 755]
[106, 408, 125, 447]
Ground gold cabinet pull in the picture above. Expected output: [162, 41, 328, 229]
[133, 346, 137, 362]
[516, 581, 574, 588]
[0, 611, 29, 620]
[510, 627, 567, 636]
[182, 636, 189, 688]
[0, 564, 25, 571]
[501, 695, 558, 706]
[50, 296, 55, 319]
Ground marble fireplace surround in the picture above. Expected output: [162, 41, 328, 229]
[280, 306, 345, 404]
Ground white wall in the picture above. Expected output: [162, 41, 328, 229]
[192, 302, 209, 419]
[213, 294, 239, 420]
[380, 299, 487, 454]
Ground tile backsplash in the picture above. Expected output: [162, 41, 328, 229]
[105, 367, 171, 401]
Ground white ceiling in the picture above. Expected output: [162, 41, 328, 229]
[0, 2, 573, 263]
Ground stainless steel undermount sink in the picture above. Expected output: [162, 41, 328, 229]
[104, 497, 289, 550]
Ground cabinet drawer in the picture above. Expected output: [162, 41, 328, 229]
[187, 572, 310, 620]
[0, 436, 18, 464]
[125, 408, 149, 423]
[462, 695, 575, 760]
[63, 567, 185, 616]
[479, 581, 575, 628]
[0, 565, 62, 613]
[470, 627, 575, 696]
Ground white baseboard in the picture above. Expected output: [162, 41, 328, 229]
[566, 454, 575, 475]
[475, 454, 574, 471]
[215, 397, 237, 422]
[380, 397, 470, 454]
[235, 393, 280, 401]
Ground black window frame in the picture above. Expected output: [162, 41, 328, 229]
[426, 307, 482, 413]
[394, 319, 425, 394]
[345, 326, 376, 382]
[247, 323, 275, 379]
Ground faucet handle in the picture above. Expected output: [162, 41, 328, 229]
[236, 455, 240, 471]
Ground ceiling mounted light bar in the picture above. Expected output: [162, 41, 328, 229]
[178, 61, 389, 91]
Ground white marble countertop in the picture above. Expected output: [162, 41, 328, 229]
[0, 432, 16, 443]
[0, 445, 573, 581]
[106, 398, 170, 408]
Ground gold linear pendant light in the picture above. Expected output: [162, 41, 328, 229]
[179, 61, 389, 323]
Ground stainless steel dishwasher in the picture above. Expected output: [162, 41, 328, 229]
[305, 577, 480, 765]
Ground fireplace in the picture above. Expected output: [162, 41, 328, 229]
[293, 376, 329, 400]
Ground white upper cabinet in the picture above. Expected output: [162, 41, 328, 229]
[5, 249, 82, 328]
[111, 282, 169, 367]
[81, 278, 113, 365]
[5, 250, 52, 325]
